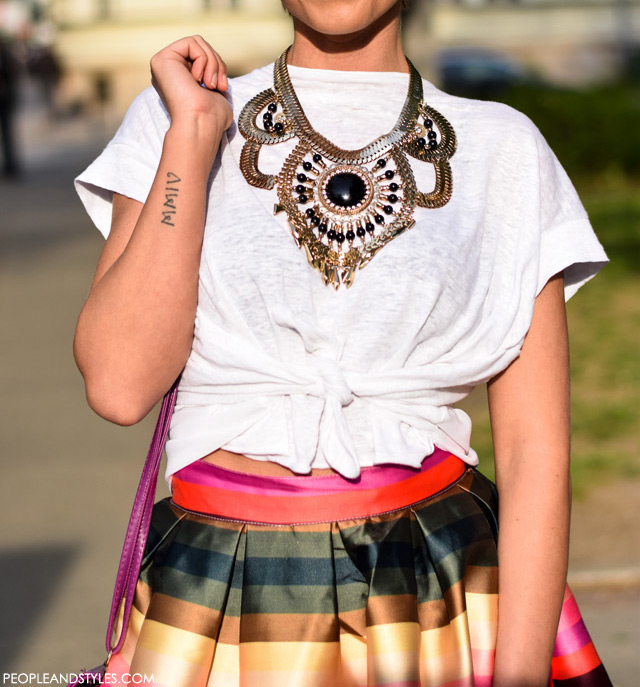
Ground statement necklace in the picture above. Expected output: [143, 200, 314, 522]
[238, 47, 457, 289]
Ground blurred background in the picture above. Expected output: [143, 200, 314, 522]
[1, 0, 639, 684]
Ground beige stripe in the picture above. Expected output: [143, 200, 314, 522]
[420, 613, 474, 683]
[466, 591, 498, 622]
[131, 642, 213, 687]
[233, 641, 341, 673]
[338, 633, 367, 686]
[208, 642, 239, 685]
[120, 604, 146, 666]
[137, 618, 216, 664]
[367, 622, 421, 684]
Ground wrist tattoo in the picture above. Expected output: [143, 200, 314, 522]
[161, 172, 182, 227]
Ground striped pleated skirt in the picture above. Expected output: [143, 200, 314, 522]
[104, 449, 612, 687]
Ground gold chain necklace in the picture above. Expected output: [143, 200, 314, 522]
[238, 47, 457, 289]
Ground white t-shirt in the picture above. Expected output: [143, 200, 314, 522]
[75, 62, 608, 485]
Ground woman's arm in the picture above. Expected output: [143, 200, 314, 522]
[73, 36, 232, 425]
[488, 272, 571, 686]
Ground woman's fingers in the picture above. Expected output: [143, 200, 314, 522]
[152, 36, 224, 91]
[190, 35, 217, 88]
[191, 35, 228, 91]
[174, 36, 210, 84]
[149, 35, 233, 127]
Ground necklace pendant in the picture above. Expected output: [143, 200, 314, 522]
[238, 47, 457, 289]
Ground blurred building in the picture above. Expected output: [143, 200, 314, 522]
[40, 0, 293, 121]
[4, 0, 639, 119]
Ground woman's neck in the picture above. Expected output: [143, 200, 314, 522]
[288, 8, 407, 73]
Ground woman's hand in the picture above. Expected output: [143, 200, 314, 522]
[150, 35, 233, 131]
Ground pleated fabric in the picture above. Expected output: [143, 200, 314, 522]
[103, 453, 612, 687]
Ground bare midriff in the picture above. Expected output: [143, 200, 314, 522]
[200, 447, 339, 477]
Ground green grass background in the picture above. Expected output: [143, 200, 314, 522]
[457, 83, 640, 498]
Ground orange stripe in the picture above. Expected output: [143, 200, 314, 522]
[171, 455, 465, 524]
[551, 641, 601, 681]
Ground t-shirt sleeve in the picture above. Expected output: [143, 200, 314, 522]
[74, 86, 170, 238]
[532, 124, 608, 300]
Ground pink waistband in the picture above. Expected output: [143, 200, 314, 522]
[170, 448, 467, 525]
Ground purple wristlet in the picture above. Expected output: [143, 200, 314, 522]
[68, 381, 179, 687]
[67, 382, 179, 686]
[106, 380, 179, 655]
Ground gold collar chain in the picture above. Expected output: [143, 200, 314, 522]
[238, 47, 457, 289]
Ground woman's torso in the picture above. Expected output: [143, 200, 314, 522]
[75, 59, 604, 486]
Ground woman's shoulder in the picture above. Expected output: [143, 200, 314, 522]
[426, 81, 542, 147]
[426, 82, 552, 174]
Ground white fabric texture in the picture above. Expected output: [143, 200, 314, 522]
[75, 62, 608, 484]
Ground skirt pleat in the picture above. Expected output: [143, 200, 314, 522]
[103, 465, 611, 687]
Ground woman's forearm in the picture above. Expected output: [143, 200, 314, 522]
[74, 116, 224, 424]
[493, 446, 571, 685]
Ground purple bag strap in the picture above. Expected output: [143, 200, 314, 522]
[105, 379, 180, 656]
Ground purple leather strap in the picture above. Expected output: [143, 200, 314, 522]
[105, 380, 179, 656]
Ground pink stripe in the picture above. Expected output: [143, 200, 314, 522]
[472, 648, 495, 678]
[104, 653, 131, 687]
[439, 678, 475, 687]
[557, 593, 582, 633]
[553, 618, 592, 657]
[174, 448, 450, 497]
[471, 677, 494, 687]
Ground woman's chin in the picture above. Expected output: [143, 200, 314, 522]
[285, 0, 401, 38]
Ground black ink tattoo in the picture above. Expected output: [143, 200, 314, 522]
[161, 172, 182, 226]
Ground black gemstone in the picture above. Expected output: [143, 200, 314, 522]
[298, 194, 308, 204]
[429, 140, 438, 150]
[365, 221, 375, 233]
[326, 172, 367, 208]
[297, 173, 307, 183]
[356, 227, 366, 238]
[274, 122, 284, 133]
[296, 184, 307, 194]
[318, 223, 328, 235]
[387, 194, 398, 203]
[375, 214, 385, 224]
[327, 229, 337, 240]
[311, 216, 321, 227]
[302, 161, 313, 171]
[383, 205, 393, 215]
[313, 153, 323, 163]
[384, 170, 394, 180]
[417, 137, 426, 147]
[305, 208, 315, 218]
[424, 117, 433, 128]
[268, 103, 277, 113]
[389, 182, 399, 192]
[336, 232, 345, 243]
[428, 131, 438, 140]
[346, 230, 355, 241]
[377, 158, 387, 168]
[263, 112, 272, 122]
[264, 121, 273, 131]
